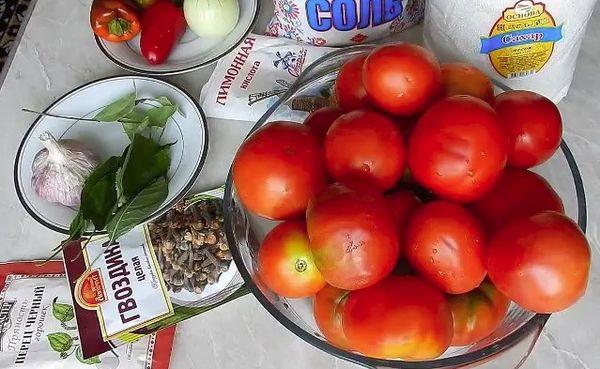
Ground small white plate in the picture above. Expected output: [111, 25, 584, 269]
[14, 75, 208, 235]
[95, 0, 260, 75]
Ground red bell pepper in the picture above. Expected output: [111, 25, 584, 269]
[140, 1, 187, 65]
[90, 0, 141, 42]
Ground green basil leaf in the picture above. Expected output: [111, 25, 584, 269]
[119, 107, 147, 124]
[75, 346, 101, 365]
[120, 134, 171, 197]
[106, 177, 168, 243]
[68, 210, 87, 241]
[47, 332, 73, 353]
[122, 116, 150, 140]
[94, 92, 136, 122]
[80, 156, 121, 229]
[52, 297, 74, 323]
[147, 105, 177, 127]
[153, 96, 174, 106]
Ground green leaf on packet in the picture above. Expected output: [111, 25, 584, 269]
[75, 346, 101, 365]
[47, 332, 73, 353]
[94, 92, 136, 122]
[106, 177, 168, 243]
[52, 297, 74, 323]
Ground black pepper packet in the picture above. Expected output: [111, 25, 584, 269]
[62, 187, 250, 359]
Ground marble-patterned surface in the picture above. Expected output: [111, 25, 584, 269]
[0, 1, 599, 368]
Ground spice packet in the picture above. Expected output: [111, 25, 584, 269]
[62, 187, 249, 359]
[199, 34, 334, 123]
[0, 261, 175, 369]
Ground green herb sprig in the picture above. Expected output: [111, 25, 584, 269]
[42, 91, 178, 262]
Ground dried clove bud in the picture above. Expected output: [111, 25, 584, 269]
[149, 196, 232, 295]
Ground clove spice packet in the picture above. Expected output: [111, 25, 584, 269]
[61, 187, 249, 359]
[0, 260, 176, 369]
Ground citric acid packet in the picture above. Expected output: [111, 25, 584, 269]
[199, 34, 334, 123]
[0, 261, 175, 369]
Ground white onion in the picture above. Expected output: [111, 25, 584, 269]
[183, 0, 240, 38]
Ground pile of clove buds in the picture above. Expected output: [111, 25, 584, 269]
[148, 196, 232, 294]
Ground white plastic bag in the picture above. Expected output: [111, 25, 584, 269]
[200, 34, 334, 122]
[423, 0, 598, 102]
[266, 0, 425, 46]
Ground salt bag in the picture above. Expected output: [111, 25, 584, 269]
[423, 0, 598, 103]
[266, 0, 425, 46]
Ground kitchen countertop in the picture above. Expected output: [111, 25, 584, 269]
[0, 1, 599, 368]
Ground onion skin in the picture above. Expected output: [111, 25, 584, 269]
[183, 0, 240, 38]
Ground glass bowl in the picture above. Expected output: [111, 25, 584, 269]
[223, 45, 587, 369]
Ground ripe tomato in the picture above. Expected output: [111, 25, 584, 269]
[385, 189, 422, 232]
[408, 95, 508, 202]
[306, 183, 399, 290]
[258, 221, 326, 298]
[495, 90, 562, 169]
[363, 44, 442, 116]
[304, 107, 344, 142]
[486, 211, 590, 313]
[334, 55, 370, 111]
[325, 110, 405, 191]
[232, 121, 327, 220]
[343, 275, 453, 360]
[448, 280, 510, 346]
[440, 62, 495, 104]
[471, 169, 564, 230]
[405, 201, 486, 294]
[313, 284, 351, 350]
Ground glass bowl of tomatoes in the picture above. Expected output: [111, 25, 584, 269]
[223, 44, 588, 368]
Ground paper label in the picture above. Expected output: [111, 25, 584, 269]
[0, 270, 173, 369]
[480, 0, 563, 79]
[71, 228, 173, 340]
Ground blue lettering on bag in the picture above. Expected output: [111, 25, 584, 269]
[480, 25, 563, 54]
[306, 0, 332, 31]
[306, 0, 404, 32]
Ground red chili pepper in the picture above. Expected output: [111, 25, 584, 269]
[90, 0, 141, 42]
[140, 1, 187, 65]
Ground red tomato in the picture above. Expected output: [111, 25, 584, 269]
[448, 280, 510, 346]
[334, 55, 370, 111]
[440, 62, 495, 104]
[306, 183, 400, 290]
[408, 95, 508, 202]
[258, 221, 326, 298]
[313, 285, 351, 350]
[325, 110, 405, 191]
[471, 169, 564, 230]
[405, 201, 486, 294]
[304, 107, 344, 142]
[495, 90, 563, 169]
[385, 189, 422, 232]
[486, 211, 590, 313]
[233, 121, 327, 220]
[343, 275, 453, 360]
[363, 44, 442, 117]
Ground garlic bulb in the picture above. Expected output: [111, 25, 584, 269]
[31, 131, 98, 207]
[184, 0, 240, 38]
